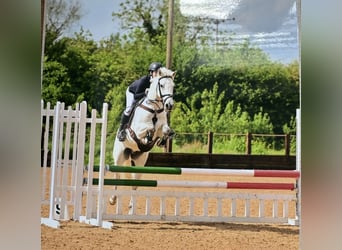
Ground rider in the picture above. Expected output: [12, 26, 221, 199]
[117, 62, 163, 141]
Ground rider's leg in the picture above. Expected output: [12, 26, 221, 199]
[117, 112, 130, 141]
[117, 89, 135, 141]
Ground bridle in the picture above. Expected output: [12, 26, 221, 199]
[156, 75, 174, 105]
[139, 75, 174, 114]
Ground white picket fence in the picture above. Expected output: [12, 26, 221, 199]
[41, 101, 300, 229]
[41, 100, 108, 228]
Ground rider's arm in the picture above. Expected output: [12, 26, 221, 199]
[132, 76, 151, 100]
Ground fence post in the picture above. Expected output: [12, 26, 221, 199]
[207, 131, 213, 154]
[246, 132, 252, 155]
[285, 133, 290, 156]
[165, 112, 172, 153]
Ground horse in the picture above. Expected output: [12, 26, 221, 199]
[110, 67, 176, 213]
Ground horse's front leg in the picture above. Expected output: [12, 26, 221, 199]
[145, 129, 155, 143]
[135, 122, 155, 144]
[155, 124, 175, 147]
[161, 123, 175, 138]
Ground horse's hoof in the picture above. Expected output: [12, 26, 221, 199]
[146, 134, 153, 142]
[117, 130, 126, 141]
[109, 196, 117, 205]
[168, 129, 175, 137]
[128, 206, 133, 215]
[158, 138, 166, 146]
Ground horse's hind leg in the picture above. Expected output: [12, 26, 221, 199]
[110, 141, 131, 205]
[128, 152, 149, 214]
[108, 171, 120, 205]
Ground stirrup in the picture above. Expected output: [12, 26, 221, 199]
[117, 130, 126, 141]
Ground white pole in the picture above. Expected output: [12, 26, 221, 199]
[296, 108, 301, 224]
[48, 102, 61, 220]
[97, 103, 108, 227]
[74, 101, 87, 220]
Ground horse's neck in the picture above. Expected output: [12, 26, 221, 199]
[146, 88, 157, 100]
[146, 77, 161, 100]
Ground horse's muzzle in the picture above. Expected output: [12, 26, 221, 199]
[164, 97, 174, 111]
[164, 99, 174, 111]
[165, 102, 174, 111]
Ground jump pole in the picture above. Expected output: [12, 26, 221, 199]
[88, 165, 300, 178]
[91, 178, 296, 190]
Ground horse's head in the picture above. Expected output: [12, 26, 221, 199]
[147, 67, 176, 111]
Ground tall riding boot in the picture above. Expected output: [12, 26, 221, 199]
[117, 114, 130, 141]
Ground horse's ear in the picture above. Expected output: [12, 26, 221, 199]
[154, 69, 160, 77]
[172, 71, 177, 79]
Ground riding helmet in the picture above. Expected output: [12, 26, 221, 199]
[148, 62, 162, 72]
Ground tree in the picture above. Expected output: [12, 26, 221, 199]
[42, 59, 73, 104]
[45, 0, 82, 42]
[41, 0, 299, 141]
[112, 0, 166, 43]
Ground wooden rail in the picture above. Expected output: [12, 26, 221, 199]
[170, 132, 294, 156]
[146, 153, 296, 170]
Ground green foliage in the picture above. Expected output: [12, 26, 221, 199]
[42, 59, 73, 104]
[283, 115, 297, 154]
[179, 59, 299, 134]
[42, 0, 300, 158]
[171, 81, 275, 152]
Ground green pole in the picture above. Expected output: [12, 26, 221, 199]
[92, 178, 158, 187]
[91, 165, 182, 175]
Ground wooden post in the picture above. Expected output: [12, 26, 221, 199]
[165, 0, 174, 153]
[246, 132, 252, 155]
[285, 133, 290, 156]
[165, 112, 172, 152]
[166, 0, 174, 69]
[207, 131, 213, 154]
[41, 0, 46, 88]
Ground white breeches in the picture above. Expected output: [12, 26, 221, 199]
[124, 88, 135, 116]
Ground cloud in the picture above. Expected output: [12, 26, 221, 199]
[180, 0, 296, 32]
[180, 0, 240, 19]
[234, 0, 295, 32]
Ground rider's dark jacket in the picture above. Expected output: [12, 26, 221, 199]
[128, 75, 151, 100]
